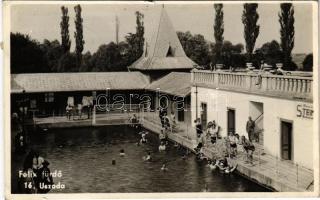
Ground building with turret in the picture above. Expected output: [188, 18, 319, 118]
[129, 6, 197, 81]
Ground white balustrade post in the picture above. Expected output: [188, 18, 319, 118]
[261, 76, 268, 91]
[213, 72, 219, 86]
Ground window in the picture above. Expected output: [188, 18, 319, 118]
[44, 93, 54, 102]
[166, 46, 174, 57]
[30, 99, 37, 109]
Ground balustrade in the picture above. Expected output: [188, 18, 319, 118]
[192, 70, 313, 101]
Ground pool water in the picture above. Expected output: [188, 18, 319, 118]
[12, 126, 270, 193]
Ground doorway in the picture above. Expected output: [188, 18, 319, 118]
[227, 108, 235, 134]
[281, 120, 293, 160]
[249, 101, 264, 145]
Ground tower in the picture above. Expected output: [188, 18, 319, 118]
[129, 6, 197, 81]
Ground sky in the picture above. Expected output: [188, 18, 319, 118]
[10, 2, 314, 54]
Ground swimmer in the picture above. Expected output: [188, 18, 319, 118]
[143, 152, 152, 161]
[182, 154, 187, 160]
[159, 142, 166, 152]
[225, 164, 238, 174]
[209, 160, 217, 171]
[202, 184, 209, 192]
[140, 131, 148, 144]
[119, 149, 125, 156]
[161, 163, 168, 171]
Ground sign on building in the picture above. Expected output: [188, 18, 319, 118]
[296, 103, 313, 119]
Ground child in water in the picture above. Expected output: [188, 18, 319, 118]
[161, 163, 168, 171]
[143, 152, 152, 161]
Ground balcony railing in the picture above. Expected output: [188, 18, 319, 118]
[192, 70, 313, 101]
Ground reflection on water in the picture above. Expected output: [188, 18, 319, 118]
[12, 126, 270, 193]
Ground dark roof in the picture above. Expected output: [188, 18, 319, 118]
[11, 72, 150, 93]
[146, 72, 191, 97]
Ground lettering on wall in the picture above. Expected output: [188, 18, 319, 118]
[296, 103, 313, 119]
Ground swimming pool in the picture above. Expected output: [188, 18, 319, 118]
[12, 126, 270, 193]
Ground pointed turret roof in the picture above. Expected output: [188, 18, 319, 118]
[129, 6, 197, 71]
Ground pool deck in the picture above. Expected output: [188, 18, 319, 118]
[140, 113, 314, 192]
[31, 112, 139, 129]
[29, 113, 314, 192]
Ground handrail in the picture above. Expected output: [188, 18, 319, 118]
[254, 112, 264, 122]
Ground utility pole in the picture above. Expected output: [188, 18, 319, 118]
[115, 15, 119, 45]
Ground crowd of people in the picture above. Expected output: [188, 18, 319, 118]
[193, 116, 257, 168]
[65, 103, 93, 120]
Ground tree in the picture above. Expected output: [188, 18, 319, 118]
[79, 51, 93, 72]
[254, 40, 283, 67]
[74, 4, 85, 68]
[177, 31, 210, 67]
[10, 33, 47, 73]
[242, 3, 260, 62]
[217, 41, 245, 69]
[91, 42, 125, 72]
[302, 53, 313, 71]
[135, 11, 144, 59]
[60, 6, 71, 54]
[57, 52, 77, 72]
[124, 11, 145, 66]
[213, 4, 224, 64]
[40, 39, 63, 72]
[279, 3, 295, 70]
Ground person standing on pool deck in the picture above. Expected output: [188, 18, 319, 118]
[246, 116, 255, 142]
[195, 118, 202, 138]
[159, 107, 165, 128]
[228, 132, 238, 157]
[241, 136, 255, 165]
